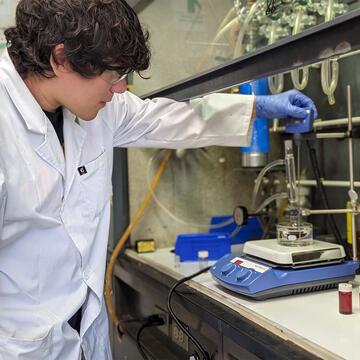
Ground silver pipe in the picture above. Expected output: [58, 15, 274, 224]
[338, 48, 360, 61]
[309, 49, 360, 66]
[271, 129, 350, 138]
[315, 132, 347, 139]
[348, 86, 354, 194]
[302, 208, 358, 216]
[298, 180, 360, 188]
[347, 85, 358, 261]
[297, 140, 301, 224]
[272, 118, 279, 132]
[314, 116, 360, 129]
[315, 133, 348, 139]
[271, 117, 360, 133]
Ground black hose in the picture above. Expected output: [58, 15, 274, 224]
[306, 140, 351, 259]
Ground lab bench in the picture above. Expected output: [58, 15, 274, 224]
[111, 247, 360, 360]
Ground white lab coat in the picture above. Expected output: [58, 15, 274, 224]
[0, 49, 254, 360]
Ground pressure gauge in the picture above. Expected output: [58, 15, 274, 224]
[233, 206, 249, 226]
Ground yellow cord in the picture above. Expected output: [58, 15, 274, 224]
[105, 149, 174, 339]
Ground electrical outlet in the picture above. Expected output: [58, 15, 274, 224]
[171, 322, 188, 351]
[153, 306, 170, 336]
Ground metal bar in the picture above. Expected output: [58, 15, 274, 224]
[314, 116, 360, 129]
[298, 180, 360, 188]
[271, 117, 360, 133]
[296, 141, 301, 224]
[142, 10, 360, 101]
[348, 86, 354, 195]
[314, 132, 347, 139]
[270, 129, 348, 138]
[302, 208, 357, 215]
[347, 85, 358, 261]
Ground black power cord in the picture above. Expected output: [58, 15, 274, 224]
[136, 315, 165, 360]
[167, 266, 212, 360]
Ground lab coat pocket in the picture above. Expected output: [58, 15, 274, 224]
[78, 151, 111, 219]
[0, 327, 53, 360]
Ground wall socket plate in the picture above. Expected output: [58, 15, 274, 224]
[153, 306, 170, 337]
[171, 321, 189, 352]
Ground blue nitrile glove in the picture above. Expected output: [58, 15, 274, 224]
[255, 89, 318, 121]
[285, 108, 314, 134]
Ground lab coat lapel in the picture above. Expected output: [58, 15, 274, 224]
[63, 108, 86, 201]
[35, 131, 66, 177]
[0, 49, 65, 176]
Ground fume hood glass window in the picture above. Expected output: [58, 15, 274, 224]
[0, 29, 6, 53]
[133, 0, 359, 96]
[0, 0, 18, 54]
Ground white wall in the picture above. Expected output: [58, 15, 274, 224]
[0, 0, 18, 49]
[0, 0, 17, 27]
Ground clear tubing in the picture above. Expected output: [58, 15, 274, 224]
[271, 45, 358, 94]
[219, 6, 236, 32]
[321, 59, 339, 105]
[285, 140, 297, 207]
[254, 192, 288, 214]
[321, 0, 338, 105]
[195, 4, 239, 73]
[268, 23, 284, 94]
[291, 67, 309, 90]
[268, 22, 277, 44]
[325, 0, 335, 22]
[290, 9, 309, 90]
[147, 152, 234, 229]
[233, 0, 264, 58]
[196, 16, 239, 72]
[292, 7, 303, 34]
[268, 74, 284, 94]
[251, 159, 286, 211]
[216, 17, 239, 41]
[229, 225, 242, 238]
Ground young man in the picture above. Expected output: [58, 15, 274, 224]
[0, 0, 317, 359]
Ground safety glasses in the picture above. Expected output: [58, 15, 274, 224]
[101, 70, 127, 85]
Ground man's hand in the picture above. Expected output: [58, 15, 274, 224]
[255, 89, 318, 120]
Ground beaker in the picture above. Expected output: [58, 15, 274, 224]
[277, 222, 313, 246]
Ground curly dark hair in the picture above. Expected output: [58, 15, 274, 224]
[4, 0, 151, 79]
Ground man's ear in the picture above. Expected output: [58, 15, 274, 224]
[50, 44, 72, 76]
